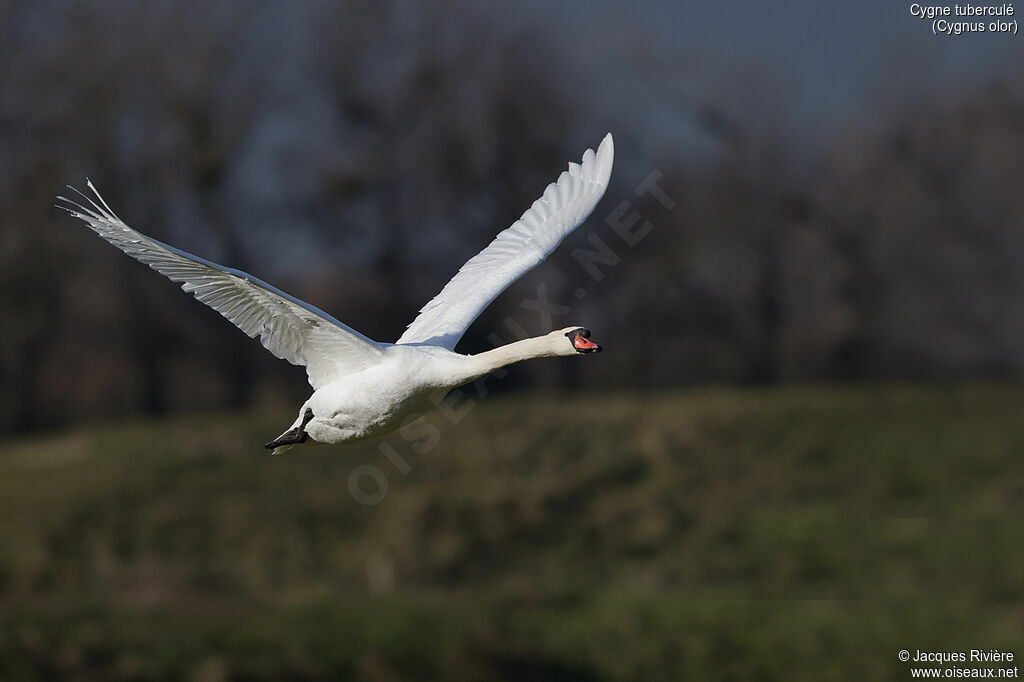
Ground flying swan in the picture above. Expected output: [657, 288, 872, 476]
[58, 134, 614, 454]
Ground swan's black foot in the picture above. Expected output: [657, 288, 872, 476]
[264, 408, 314, 449]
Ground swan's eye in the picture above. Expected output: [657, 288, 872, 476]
[566, 328, 601, 353]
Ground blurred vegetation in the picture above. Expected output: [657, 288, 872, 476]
[4, 3, 1021, 679]
[1, 386, 1022, 681]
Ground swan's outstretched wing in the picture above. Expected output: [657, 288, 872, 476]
[396, 133, 614, 349]
[57, 182, 383, 390]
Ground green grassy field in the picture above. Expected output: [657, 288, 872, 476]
[1, 385, 1023, 681]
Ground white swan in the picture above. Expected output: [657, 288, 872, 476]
[58, 134, 613, 453]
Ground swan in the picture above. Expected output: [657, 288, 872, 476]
[58, 133, 613, 454]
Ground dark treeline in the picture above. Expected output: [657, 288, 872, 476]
[2, 1, 1023, 433]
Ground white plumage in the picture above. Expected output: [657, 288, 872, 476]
[59, 133, 614, 452]
[397, 134, 614, 348]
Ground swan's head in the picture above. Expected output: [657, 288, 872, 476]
[559, 327, 602, 355]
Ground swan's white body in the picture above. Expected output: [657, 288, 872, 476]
[59, 134, 614, 453]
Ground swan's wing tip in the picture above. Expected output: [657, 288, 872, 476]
[592, 133, 614, 187]
[581, 133, 610, 188]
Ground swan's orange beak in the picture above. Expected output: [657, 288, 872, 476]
[571, 329, 601, 353]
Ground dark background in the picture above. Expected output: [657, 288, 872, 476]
[1, 2, 1023, 680]
[3, 0, 1022, 432]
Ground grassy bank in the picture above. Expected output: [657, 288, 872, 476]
[1, 385, 1022, 680]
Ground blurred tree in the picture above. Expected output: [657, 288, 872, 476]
[825, 80, 1024, 379]
[2, 1, 1023, 433]
[0, 0, 581, 431]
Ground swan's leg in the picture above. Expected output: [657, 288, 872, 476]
[264, 408, 314, 451]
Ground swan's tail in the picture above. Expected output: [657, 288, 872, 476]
[264, 408, 314, 455]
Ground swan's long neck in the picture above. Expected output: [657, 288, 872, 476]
[456, 335, 561, 384]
